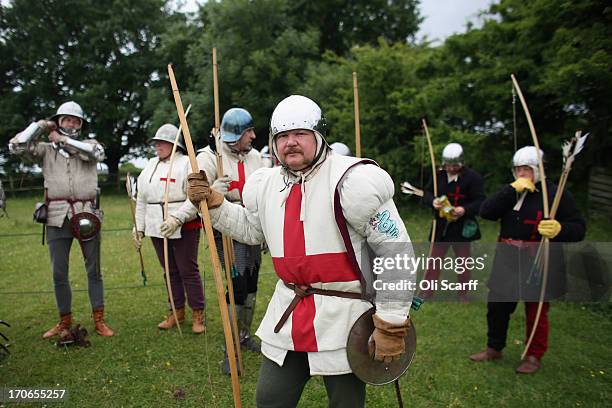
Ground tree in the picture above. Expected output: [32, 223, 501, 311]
[414, 0, 612, 189]
[291, 0, 422, 55]
[154, 0, 320, 149]
[0, 0, 171, 179]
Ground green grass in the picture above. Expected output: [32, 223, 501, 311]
[0, 195, 610, 407]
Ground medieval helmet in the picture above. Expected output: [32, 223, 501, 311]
[512, 146, 544, 182]
[220, 108, 254, 143]
[51, 101, 87, 137]
[442, 143, 464, 165]
[269, 95, 328, 167]
[330, 142, 352, 156]
[151, 124, 185, 151]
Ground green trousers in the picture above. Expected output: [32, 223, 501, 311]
[256, 351, 366, 408]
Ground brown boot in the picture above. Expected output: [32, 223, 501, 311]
[42, 313, 72, 339]
[93, 308, 114, 337]
[158, 308, 185, 330]
[515, 355, 541, 374]
[192, 309, 206, 334]
[469, 347, 503, 361]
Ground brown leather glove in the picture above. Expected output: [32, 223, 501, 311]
[368, 314, 410, 363]
[187, 170, 224, 209]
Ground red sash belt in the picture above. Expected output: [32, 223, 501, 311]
[499, 237, 538, 256]
[182, 218, 203, 230]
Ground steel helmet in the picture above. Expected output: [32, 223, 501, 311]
[269, 95, 329, 168]
[330, 142, 351, 156]
[442, 143, 464, 165]
[51, 101, 87, 136]
[270, 95, 327, 139]
[220, 108, 254, 143]
[151, 124, 185, 151]
[512, 146, 544, 182]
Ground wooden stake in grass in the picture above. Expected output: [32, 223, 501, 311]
[353, 71, 361, 158]
[212, 47, 244, 375]
[168, 64, 242, 408]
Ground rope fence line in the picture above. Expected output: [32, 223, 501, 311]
[0, 257, 279, 296]
[0, 226, 133, 238]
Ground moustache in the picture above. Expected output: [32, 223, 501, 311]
[283, 147, 302, 155]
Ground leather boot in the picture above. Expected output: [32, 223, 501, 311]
[469, 347, 502, 361]
[93, 308, 114, 337]
[515, 355, 541, 374]
[42, 313, 72, 339]
[192, 309, 206, 334]
[158, 308, 185, 330]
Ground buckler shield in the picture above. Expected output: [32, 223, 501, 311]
[70, 212, 101, 241]
[346, 308, 416, 385]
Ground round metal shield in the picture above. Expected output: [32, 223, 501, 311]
[70, 212, 101, 241]
[347, 308, 416, 385]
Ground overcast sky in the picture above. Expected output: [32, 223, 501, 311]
[417, 0, 493, 43]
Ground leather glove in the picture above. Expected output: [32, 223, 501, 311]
[159, 216, 183, 238]
[511, 177, 536, 193]
[187, 170, 224, 209]
[212, 176, 232, 195]
[538, 219, 561, 239]
[133, 230, 144, 250]
[368, 314, 410, 363]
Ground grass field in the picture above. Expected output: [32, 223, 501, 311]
[0, 194, 610, 407]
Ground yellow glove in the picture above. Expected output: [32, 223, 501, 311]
[538, 219, 561, 239]
[511, 177, 536, 193]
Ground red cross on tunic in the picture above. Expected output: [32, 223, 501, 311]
[523, 210, 543, 241]
[228, 162, 246, 199]
[271, 184, 359, 352]
[448, 185, 465, 206]
[160, 177, 176, 183]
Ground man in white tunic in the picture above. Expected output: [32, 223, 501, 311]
[196, 108, 265, 372]
[188, 95, 415, 407]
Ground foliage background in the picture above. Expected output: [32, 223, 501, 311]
[1, 0, 611, 204]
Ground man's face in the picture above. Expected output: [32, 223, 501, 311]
[154, 140, 173, 161]
[275, 129, 317, 171]
[514, 165, 535, 182]
[59, 115, 82, 130]
[444, 163, 462, 175]
[233, 128, 256, 152]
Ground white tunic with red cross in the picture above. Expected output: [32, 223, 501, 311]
[209, 153, 414, 375]
[135, 152, 198, 239]
[196, 143, 264, 204]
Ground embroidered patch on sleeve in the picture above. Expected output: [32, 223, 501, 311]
[369, 210, 399, 238]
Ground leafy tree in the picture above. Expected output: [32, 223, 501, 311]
[0, 0, 171, 178]
[414, 0, 612, 189]
[171, 0, 320, 149]
[299, 42, 437, 192]
[292, 0, 422, 55]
